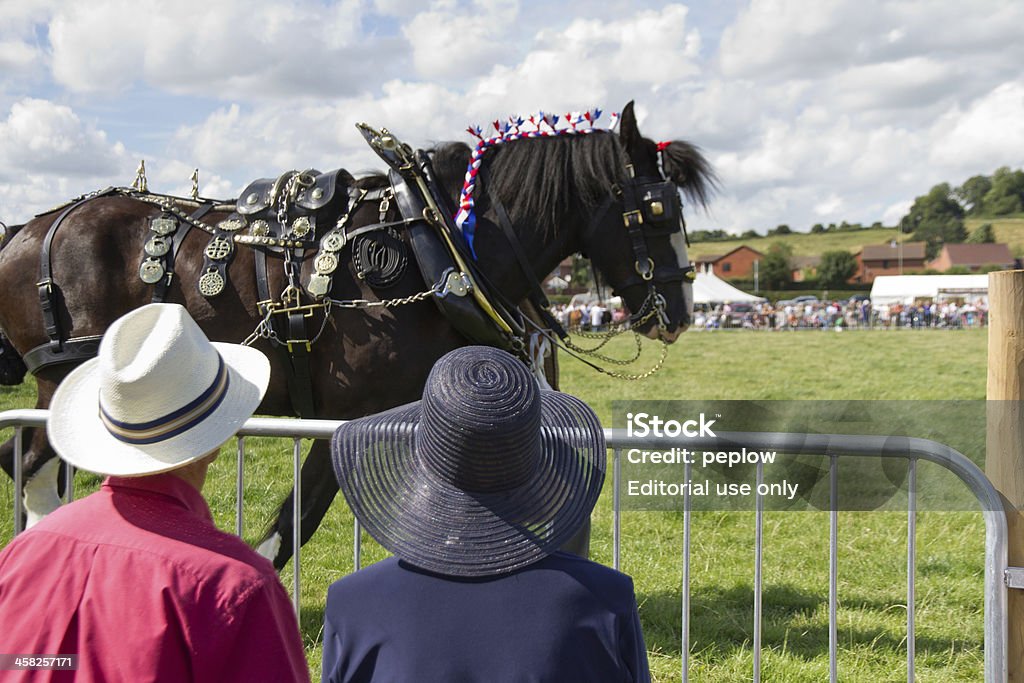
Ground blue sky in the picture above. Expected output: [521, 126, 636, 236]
[1, 0, 1022, 234]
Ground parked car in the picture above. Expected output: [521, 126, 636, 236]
[725, 302, 756, 327]
[792, 295, 820, 304]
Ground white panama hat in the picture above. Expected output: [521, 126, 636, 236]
[48, 303, 270, 477]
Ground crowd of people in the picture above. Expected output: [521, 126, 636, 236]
[693, 298, 989, 330]
[548, 296, 989, 334]
[551, 301, 628, 332]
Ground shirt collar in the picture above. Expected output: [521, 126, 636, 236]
[103, 472, 213, 522]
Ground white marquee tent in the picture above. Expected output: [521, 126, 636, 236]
[868, 274, 989, 306]
[692, 270, 766, 304]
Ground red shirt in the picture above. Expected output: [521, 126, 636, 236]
[0, 474, 310, 682]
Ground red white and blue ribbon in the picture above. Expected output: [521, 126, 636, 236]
[455, 108, 618, 259]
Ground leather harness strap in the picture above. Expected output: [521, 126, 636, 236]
[151, 202, 211, 303]
[489, 196, 568, 340]
[253, 239, 317, 418]
[283, 304, 316, 419]
[618, 182, 654, 282]
[37, 190, 115, 351]
[22, 335, 104, 376]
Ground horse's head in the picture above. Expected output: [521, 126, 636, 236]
[583, 101, 717, 343]
[439, 105, 716, 344]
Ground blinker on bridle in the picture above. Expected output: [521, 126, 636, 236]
[596, 155, 692, 330]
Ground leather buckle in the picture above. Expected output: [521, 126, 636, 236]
[286, 338, 312, 353]
[623, 209, 643, 227]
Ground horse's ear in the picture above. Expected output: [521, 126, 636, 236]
[619, 101, 642, 148]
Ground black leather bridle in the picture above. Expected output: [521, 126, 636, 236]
[582, 167, 694, 330]
[479, 158, 693, 338]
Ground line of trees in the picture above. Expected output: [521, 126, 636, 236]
[690, 221, 884, 243]
[900, 166, 1024, 258]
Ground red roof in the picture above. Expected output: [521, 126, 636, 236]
[860, 242, 926, 261]
[934, 243, 1014, 266]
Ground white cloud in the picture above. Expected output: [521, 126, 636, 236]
[719, 0, 875, 80]
[929, 81, 1024, 172]
[0, 98, 128, 178]
[720, 0, 1024, 83]
[47, 0, 386, 98]
[468, 4, 701, 118]
[0, 2, 55, 83]
[403, 1, 521, 81]
[0, 98, 136, 219]
[0, 40, 38, 72]
[827, 57, 962, 111]
[882, 198, 913, 226]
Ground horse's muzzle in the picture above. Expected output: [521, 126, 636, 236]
[645, 324, 685, 343]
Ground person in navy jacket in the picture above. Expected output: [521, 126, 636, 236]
[322, 345, 651, 683]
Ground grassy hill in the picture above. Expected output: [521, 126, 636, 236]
[966, 216, 1024, 256]
[688, 214, 1024, 260]
[688, 227, 893, 259]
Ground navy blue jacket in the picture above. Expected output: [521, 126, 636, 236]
[321, 551, 651, 683]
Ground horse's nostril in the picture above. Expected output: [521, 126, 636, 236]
[659, 326, 683, 343]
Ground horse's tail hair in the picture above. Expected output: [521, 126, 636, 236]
[659, 140, 719, 212]
[0, 331, 27, 386]
[0, 220, 28, 385]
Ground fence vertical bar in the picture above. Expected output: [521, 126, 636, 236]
[293, 437, 302, 617]
[829, 454, 838, 683]
[63, 462, 74, 504]
[754, 460, 764, 682]
[614, 447, 621, 571]
[235, 437, 245, 537]
[907, 459, 916, 682]
[682, 458, 692, 683]
[13, 427, 23, 535]
[354, 519, 362, 571]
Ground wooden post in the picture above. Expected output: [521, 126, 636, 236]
[987, 269, 1024, 680]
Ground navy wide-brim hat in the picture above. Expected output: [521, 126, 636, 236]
[331, 346, 606, 577]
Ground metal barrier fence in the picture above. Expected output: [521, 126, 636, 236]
[609, 430, 1008, 683]
[2, 410, 1010, 682]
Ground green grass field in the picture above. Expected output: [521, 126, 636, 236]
[0, 328, 990, 681]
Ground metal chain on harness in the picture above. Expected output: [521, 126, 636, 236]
[241, 271, 450, 347]
[276, 171, 316, 228]
[541, 289, 672, 380]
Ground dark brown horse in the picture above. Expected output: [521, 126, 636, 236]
[0, 102, 716, 568]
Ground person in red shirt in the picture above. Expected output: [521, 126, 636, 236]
[0, 303, 310, 682]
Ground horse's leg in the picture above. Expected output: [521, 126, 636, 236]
[21, 379, 65, 526]
[23, 455, 62, 526]
[256, 439, 339, 570]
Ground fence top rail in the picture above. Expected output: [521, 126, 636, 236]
[607, 429, 1004, 514]
[0, 410, 1004, 515]
[0, 409, 48, 429]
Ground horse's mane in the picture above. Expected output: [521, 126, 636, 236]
[429, 132, 628, 237]
[354, 173, 390, 190]
[0, 222, 22, 251]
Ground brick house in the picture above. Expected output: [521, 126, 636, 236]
[791, 256, 821, 283]
[694, 245, 765, 280]
[852, 242, 927, 284]
[927, 243, 1015, 272]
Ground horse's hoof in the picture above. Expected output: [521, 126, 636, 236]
[256, 533, 282, 564]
